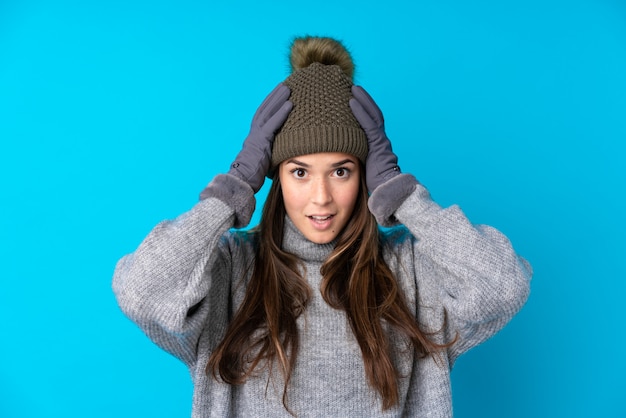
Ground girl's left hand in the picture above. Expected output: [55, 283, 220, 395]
[350, 85, 401, 193]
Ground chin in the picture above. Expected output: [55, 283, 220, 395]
[305, 232, 337, 245]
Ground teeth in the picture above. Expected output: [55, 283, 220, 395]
[311, 215, 331, 220]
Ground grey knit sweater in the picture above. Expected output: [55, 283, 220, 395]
[113, 173, 531, 417]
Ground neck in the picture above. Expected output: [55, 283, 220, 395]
[282, 216, 335, 263]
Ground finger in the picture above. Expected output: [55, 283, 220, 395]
[263, 100, 293, 135]
[254, 83, 291, 124]
[349, 97, 378, 131]
[351, 85, 384, 125]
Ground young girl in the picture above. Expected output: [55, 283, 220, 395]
[113, 36, 532, 417]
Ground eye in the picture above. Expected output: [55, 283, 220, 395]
[334, 167, 350, 178]
[290, 168, 307, 178]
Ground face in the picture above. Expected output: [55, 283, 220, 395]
[279, 152, 361, 244]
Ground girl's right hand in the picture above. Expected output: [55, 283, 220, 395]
[229, 83, 293, 193]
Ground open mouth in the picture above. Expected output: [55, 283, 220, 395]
[308, 215, 334, 221]
[307, 214, 335, 229]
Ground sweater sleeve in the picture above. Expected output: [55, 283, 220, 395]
[112, 174, 255, 366]
[369, 174, 532, 365]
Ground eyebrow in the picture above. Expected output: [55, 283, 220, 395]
[331, 159, 357, 167]
[285, 158, 356, 168]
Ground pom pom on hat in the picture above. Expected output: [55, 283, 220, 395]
[289, 36, 355, 80]
[271, 36, 368, 170]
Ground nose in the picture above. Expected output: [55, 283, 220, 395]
[310, 177, 332, 205]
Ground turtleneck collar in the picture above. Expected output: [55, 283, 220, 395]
[282, 216, 336, 263]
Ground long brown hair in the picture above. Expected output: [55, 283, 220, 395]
[207, 167, 452, 411]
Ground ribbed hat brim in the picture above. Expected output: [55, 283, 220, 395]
[272, 125, 368, 168]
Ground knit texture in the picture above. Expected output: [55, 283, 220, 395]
[113, 175, 532, 417]
[271, 63, 368, 168]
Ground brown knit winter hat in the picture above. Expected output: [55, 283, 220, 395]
[270, 36, 368, 169]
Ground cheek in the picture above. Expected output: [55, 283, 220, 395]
[281, 183, 302, 211]
[338, 182, 360, 212]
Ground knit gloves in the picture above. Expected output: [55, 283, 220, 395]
[350, 85, 418, 225]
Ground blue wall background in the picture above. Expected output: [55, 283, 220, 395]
[1, 0, 625, 417]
